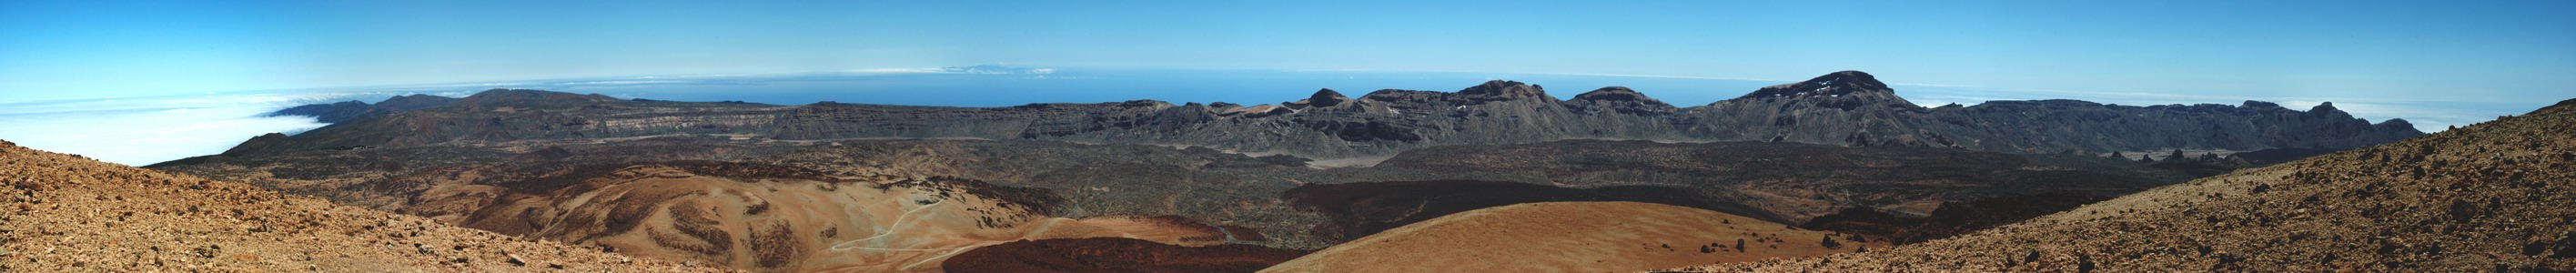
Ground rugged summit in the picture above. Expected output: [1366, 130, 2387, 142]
[1736, 70, 1900, 101]
[450, 89, 620, 109]
[1452, 80, 1551, 99]
[1283, 88, 1350, 109]
[236, 71, 2419, 160]
[1567, 86, 1678, 115]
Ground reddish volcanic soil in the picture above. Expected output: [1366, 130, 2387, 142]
[0, 140, 723, 272]
[942, 238, 1308, 273]
[1264, 201, 1874, 272]
[1284, 180, 1784, 242]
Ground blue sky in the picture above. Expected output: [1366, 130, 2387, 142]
[4, 1, 2573, 106]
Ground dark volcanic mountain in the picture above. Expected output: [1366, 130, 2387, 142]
[266, 94, 460, 124]
[225, 70, 2419, 159]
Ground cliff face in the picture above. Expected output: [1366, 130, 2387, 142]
[238, 71, 2423, 159]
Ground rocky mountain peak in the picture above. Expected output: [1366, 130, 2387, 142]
[1458, 80, 1549, 98]
[265, 94, 463, 124]
[463, 88, 616, 101]
[1288, 88, 1352, 108]
[1813, 70, 1884, 85]
[2374, 118, 2416, 131]
[2300, 102, 2363, 121]
[1565, 86, 1677, 115]
[1571, 86, 1658, 102]
[452, 88, 620, 108]
[1736, 70, 1893, 99]
[377, 94, 460, 109]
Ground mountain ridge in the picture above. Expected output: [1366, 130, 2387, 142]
[233, 71, 2422, 162]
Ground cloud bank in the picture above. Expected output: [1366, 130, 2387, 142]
[0, 93, 338, 166]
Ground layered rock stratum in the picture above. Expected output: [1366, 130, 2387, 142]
[1673, 98, 2576, 271]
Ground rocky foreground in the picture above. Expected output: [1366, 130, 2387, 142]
[0, 140, 723, 272]
[1675, 98, 2576, 271]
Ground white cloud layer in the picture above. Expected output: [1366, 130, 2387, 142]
[0, 93, 333, 166]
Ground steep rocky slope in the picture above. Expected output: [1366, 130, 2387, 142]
[1677, 98, 2576, 271]
[1265, 202, 1875, 272]
[0, 139, 722, 272]
[231, 71, 2419, 160]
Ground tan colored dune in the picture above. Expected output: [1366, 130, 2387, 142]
[1264, 201, 1872, 273]
[0, 140, 724, 272]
